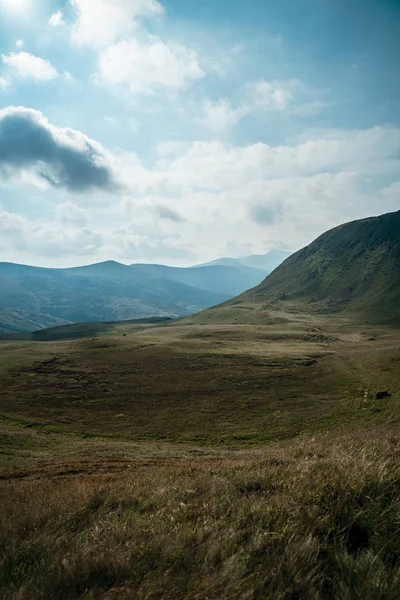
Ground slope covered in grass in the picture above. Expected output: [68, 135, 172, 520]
[247, 210, 400, 323]
[1, 427, 400, 599]
[190, 210, 400, 326]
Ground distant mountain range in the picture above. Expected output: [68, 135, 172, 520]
[194, 210, 400, 325]
[195, 250, 292, 272]
[0, 251, 290, 333]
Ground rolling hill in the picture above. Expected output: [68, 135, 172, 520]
[190, 210, 400, 325]
[0, 260, 267, 333]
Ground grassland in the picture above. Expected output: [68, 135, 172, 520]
[1, 311, 399, 598]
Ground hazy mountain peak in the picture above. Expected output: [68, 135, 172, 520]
[195, 250, 292, 272]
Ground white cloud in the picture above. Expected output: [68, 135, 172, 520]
[0, 210, 102, 257]
[16, 40, 24, 48]
[250, 79, 295, 111]
[0, 76, 9, 90]
[3, 122, 398, 265]
[200, 79, 314, 132]
[96, 37, 205, 94]
[1, 52, 58, 81]
[70, 0, 164, 48]
[381, 181, 400, 212]
[146, 126, 400, 193]
[56, 202, 90, 227]
[200, 98, 248, 132]
[49, 11, 65, 28]
[112, 218, 195, 261]
[0, 0, 33, 15]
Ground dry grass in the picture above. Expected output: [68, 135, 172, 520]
[1, 427, 400, 599]
[1, 317, 399, 447]
[1, 314, 399, 598]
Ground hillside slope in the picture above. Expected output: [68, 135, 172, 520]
[246, 210, 400, 323]
[189, 210, 400, 325]
[0, 308, 68, 334]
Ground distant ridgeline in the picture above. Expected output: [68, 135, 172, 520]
[0, 251, 288, 334]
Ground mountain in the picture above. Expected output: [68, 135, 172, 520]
[0, 261, 230, 332]
[0, 259, 267, 333]
[189, 210, 400, 325]
[0, 308, 68, 335]
[196, 250, 292, 272]
[130, 263, 265, 297]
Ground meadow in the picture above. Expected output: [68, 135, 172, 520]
[1, 311, 399, 598]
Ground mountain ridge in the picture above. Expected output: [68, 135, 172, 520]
[195, 249, 292, 271]
[0, 257, 273, 332]
[189, 210, 400, 325]
[249, 210, 400, 322]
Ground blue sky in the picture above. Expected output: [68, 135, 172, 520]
[0, 0, 399, 267]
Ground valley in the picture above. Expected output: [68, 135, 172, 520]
[0, 251, 286, 334]
[1, 312, 399, 599]
[1, 211, 399, 599]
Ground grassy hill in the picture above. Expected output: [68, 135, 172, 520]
[190, 210, 400, 326]
[251, 210, 400, 322]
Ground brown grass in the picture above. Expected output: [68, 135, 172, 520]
[1, 427, 400, 599]
[1, 313, 399, 598]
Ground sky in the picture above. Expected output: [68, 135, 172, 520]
[0, 0, 399, 267]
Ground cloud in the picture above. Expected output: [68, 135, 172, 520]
[2, 123, 398, 265]
[109, 124, 400, 259]
[1, 52, 58, 81]
[71, 0, 164, 48]
[246, 172, 361, 229]
[0, 76, 9, 90]
[200, 80, 311, 132]
[16, 40, 24, 48]
[250, 79, 295, 111]
[0, 106, 119, 193]
[95, 37, 205, 94]
[200, 98, 248, 132]
[49, 11, 65, 28]
[155, 204, 186, 222]
[249, 202, 283, 226]
[0, 210, 103, 257]
[56, 202, 90, 227]
[113, 220, 195, 261]
[381, 181, 400, 212]
[147, 126, 400, 193]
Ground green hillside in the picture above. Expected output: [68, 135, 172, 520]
[192, 210, 400, 325]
